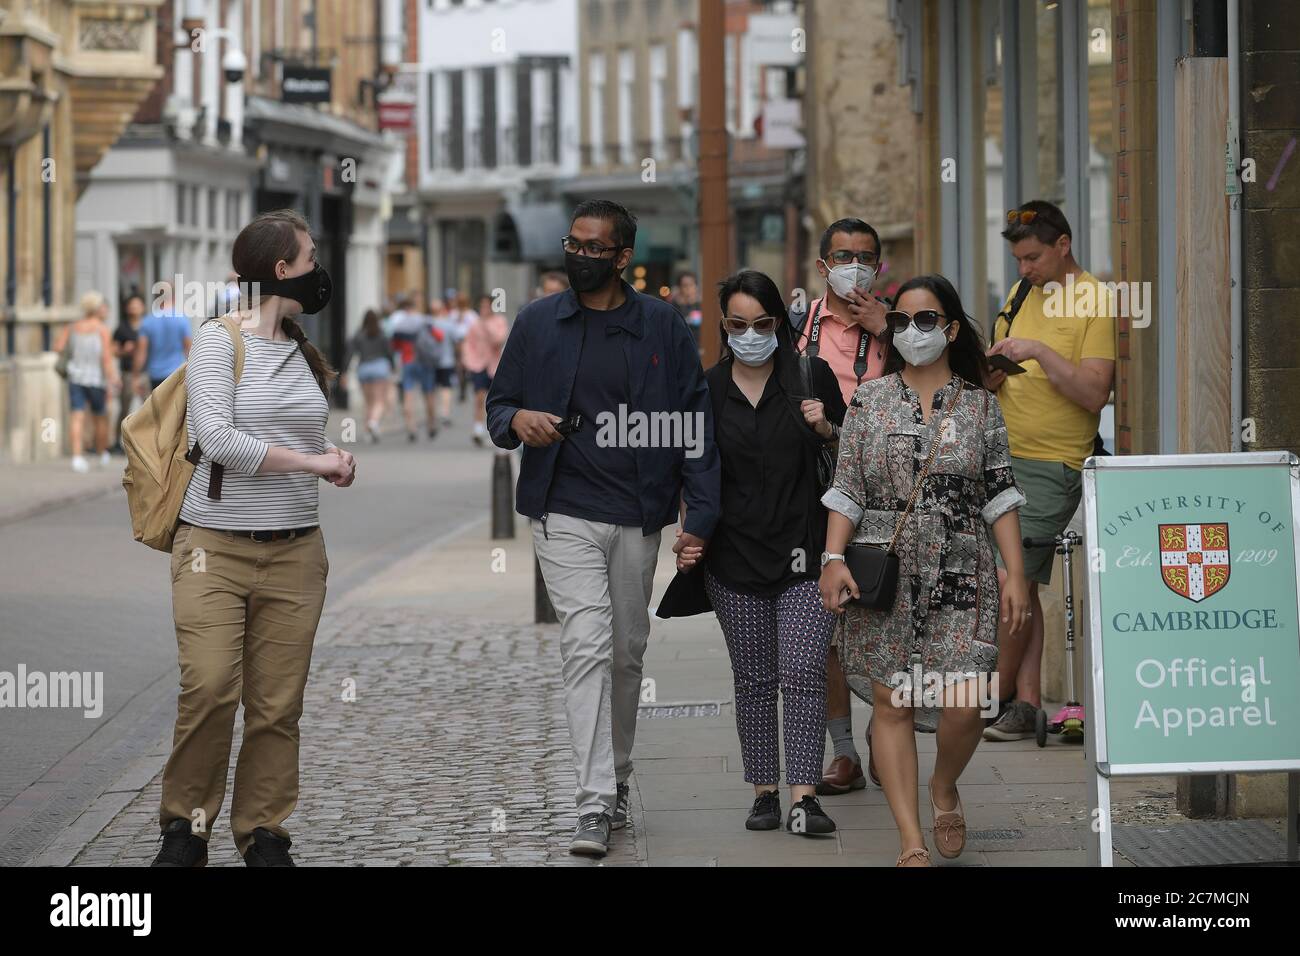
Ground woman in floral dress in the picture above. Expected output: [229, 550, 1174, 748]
[818, 274, 1031, 867]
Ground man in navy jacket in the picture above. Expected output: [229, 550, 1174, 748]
[487, 200, 720, 856]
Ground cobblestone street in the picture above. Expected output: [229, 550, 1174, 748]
[70, 605, 642, 866]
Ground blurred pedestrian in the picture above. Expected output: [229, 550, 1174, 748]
[134, 280, 191, 394]
[983, 200, 1115, 742]
[487, 199, 720, 857]
[463, 294, 509, 446]
[152, 208, 355, 869]
[818, 273, 1028, 866]
[538, 270, 569, 299]
[342, 308, 396, 443]
[109, 292, 146, 453]
[54, 291, 120, 472]
[672, 271, 703, 342]
[388, 293, 434, 441]
[450, 291, 475, 410]
[685, 269, 846, 836]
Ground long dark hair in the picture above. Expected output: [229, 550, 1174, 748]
[231, 209, 336, 395]
[715, 269, 804, 398]
[362, 308, 381, 337]
[884, 274, 989, 389]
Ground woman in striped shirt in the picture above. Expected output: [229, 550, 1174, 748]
[152, 209, 356, 868]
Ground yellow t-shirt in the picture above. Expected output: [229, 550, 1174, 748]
[992, 271, 1116, 471]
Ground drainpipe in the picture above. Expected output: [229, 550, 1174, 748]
[1228, 0, 1242, 452]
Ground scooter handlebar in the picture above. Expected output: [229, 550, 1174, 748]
[1023, 536, 1059, 548]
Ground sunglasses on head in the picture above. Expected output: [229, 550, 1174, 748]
[1006, 209, 1039, 225]
[722, 315, 778, 334]
[885, 309, 949, 334]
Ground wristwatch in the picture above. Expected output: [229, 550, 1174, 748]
[821, 552, 845, 568]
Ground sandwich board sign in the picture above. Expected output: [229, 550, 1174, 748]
[1082, 452, 1300, 866]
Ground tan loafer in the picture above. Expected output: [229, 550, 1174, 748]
[896, 846, 932, 867]
[929, 777, 966, 859]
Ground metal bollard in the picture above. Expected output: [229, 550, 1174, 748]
[490, 450, 515, 540]
[535, 550, 558, 624]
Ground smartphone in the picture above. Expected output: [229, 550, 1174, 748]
[555, 413, 583, 436]
[988, 353, 1027, 375]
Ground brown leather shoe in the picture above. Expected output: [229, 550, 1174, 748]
[816, 755, 866, 795]
[928, 777, 966, 859]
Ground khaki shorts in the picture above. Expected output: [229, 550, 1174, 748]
[994, 456, 1082, 585]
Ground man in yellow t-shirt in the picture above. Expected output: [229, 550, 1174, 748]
[983, 200, 1116, 742]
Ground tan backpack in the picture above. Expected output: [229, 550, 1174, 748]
[121, 316, 245, 551]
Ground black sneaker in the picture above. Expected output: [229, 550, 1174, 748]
[745, 790, 782, 831]
[611, 782, 630, 830]
[243, 827, 295, 867]
[569, 812, 611, 857]
[151, 818, 207, 867]
[427, 427, 439, 440]
[407, 431, 417, 443]
[786, 795, 837, 836]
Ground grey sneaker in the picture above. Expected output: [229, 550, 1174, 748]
[982, 700, 1040, 741]
[611, 782, 630, 830]
[569, 812, 611, 856]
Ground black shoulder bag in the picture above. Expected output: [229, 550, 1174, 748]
[842, 385, 960, 612]
[998, 280, 1109, 458]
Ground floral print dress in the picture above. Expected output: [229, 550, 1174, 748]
[821, 372, 1025, 728]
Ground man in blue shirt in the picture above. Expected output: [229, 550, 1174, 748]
[134, 281, 192, 391]
[488, 199, 720, 857]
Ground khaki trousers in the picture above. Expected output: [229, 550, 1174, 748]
[160, 522, 327, 856]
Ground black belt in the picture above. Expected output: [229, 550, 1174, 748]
[182, 522, 318, 542]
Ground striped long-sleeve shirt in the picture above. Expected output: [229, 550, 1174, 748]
[178, 320, 332, 530]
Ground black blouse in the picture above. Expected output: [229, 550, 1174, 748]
[704, 353, 847, 596]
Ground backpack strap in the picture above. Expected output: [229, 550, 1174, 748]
[187, 315, 246, 500]
[995, 279, 1032, 340]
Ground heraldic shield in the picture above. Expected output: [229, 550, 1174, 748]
[1159, 523, 1231, 602]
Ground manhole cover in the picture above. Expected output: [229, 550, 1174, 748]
[638, 702, 723, 719]
[1113, 820, 1291, 867]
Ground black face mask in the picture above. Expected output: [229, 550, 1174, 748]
[564, 251, 621, 294]
[244, 263, 333, 315]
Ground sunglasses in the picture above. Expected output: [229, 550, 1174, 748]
[722, 315, 778, 334]
[885, 309, 950, 334]
[1006, 209, 1039, 225]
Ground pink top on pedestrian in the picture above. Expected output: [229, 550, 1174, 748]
[462, 312, 509, 377]
[794, 295, 888, 405]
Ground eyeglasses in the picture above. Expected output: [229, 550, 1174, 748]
[1006, 209, 1039, 225]
[722, 315, 778, 334]
[561, 235, 622, 257]
[885, 309, 949, 334]
[825, 250, 880, 266]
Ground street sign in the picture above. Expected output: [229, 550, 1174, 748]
[378, 72, 417, 135]
[1082, 452, 1300, 865]
[762, 98, 804, 150]
[282, 65, 332, 104]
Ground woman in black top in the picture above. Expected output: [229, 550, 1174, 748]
[677, 269, 847, 836]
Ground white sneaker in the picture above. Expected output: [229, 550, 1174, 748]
[71, 455, 89, 473]
[99, 451, 112, 468]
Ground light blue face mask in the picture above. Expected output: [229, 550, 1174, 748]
[728, 327, 778, 366]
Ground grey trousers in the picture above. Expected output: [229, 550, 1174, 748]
[533, 512, 661, 816]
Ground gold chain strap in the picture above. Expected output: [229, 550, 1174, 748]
[886, 385, 962, 553]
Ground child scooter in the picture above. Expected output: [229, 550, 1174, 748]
[1022, 531, 1085, 746]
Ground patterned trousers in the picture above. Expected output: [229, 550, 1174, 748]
[704, 571, 837, 786]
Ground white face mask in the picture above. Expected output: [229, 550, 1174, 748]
[822, 262, 876, 299]
[728, 327, 778, 366]
[892, 321, 951, 367]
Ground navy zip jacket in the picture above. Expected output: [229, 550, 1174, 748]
[486, 281, 721, 539]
